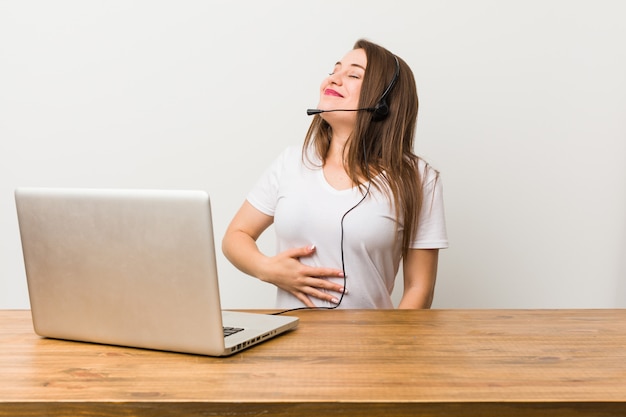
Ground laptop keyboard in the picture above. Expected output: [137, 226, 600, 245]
[223, 326, 244, 337]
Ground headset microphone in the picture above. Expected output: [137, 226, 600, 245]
[306, 108, 374, 116]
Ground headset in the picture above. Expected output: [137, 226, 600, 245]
[306, 54, 401, 122]
[370, 55, 400, 121]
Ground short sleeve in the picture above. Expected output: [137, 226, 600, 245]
[246, 146, 299, 217]
[411, 163, 449, 249]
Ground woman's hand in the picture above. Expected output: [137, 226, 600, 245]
[259, 245, 345, 307]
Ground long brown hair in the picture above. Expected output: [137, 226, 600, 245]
[303, 38, 435, 256]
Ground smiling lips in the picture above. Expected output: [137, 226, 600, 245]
[324, 88, 343, 98]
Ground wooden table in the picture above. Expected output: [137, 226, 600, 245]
[1, 309, 625, 416]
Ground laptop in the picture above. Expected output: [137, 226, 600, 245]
[14, 187, 298, 356]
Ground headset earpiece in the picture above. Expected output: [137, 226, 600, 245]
[372, 100, 390, 121]
[371, 55, 400, 122]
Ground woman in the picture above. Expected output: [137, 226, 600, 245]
[222, 39, 448, 309]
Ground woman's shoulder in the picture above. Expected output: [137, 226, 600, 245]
[271, 145, 303, 169]
[277, 144, 323, 168]
[416, 156, 441, 186]
[282, 144, 303, 159]
[267, 144, 316, 176]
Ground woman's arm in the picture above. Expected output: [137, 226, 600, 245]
[397, 249, 439, 309]
[221, 200, 274, 279]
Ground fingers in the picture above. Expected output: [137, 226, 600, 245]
[294, 292, 317, 308]
[291, 245, 345, 278]
[304, 275, 346, 295]
[298, 276, 347, 305]
[287, 274, 346, 306]
[292, 286, 342, 307]
[282, 244, 317, 259]
[278, 244, 348, 305]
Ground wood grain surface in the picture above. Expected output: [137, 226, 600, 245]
[1, 309, 625, 416]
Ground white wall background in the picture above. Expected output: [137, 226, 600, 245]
[1, 0, 625, 310]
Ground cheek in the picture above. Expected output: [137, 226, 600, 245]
[317, 81, 332, 106]
[318, 79, 329, 95]
[350, 82, 363, 98]
[347, 86, 362, 105]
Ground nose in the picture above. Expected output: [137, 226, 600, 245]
[328, 71, 342, 86]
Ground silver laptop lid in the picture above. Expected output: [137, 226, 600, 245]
[15, 188, 229, 355]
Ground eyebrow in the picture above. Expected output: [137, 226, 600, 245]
[336, 61, 366, 71]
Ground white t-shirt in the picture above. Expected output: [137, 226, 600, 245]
[247, 145, 448, 309]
